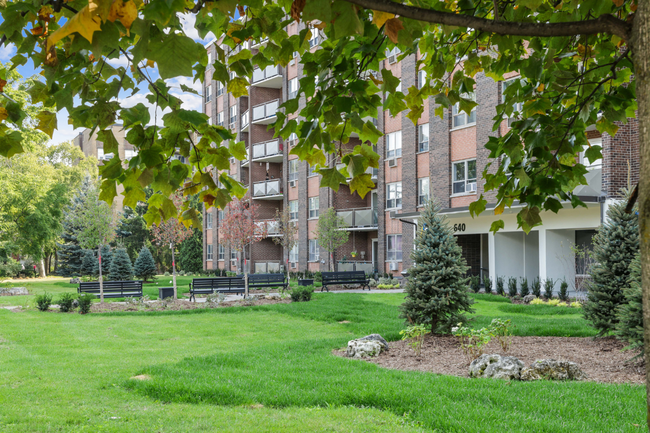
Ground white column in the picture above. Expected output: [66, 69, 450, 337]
[538, 228, 547, 283]
[488, 232, 496, 291]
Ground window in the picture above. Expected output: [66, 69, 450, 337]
[418, 70, 427, 89]
[418, 123, 429, 152]
[231, 250, 237, 260]
[309, 239, 319, 262]
[308, 164, 317, 177]
[386, 182, 402, 209]
[229, 71, 236, 80]
[288, 159, 299, 182]
[206, 244, 213, 261]
[289, 200, 298, 221]
[309, 197, 319, 219]
[218, 209, 224, 225]
[97, 147, 104, 160]
[205, 83, 212, 102]
[218, 244, 225, 261]
[387, 235, 403, 261]
[580, 138, 603, 169]
[290, 51, 298, 66]
[288, 78, 298, 99]
[502, 78, 524, 127]
[216, 81, 224, 96]
[418, 177, 430, 206]
[289, 245, 299, 263]
[206, 212, 213, 229]
[207, 52, 213, 67]
[386, 131, 402, 159]
[124, 148, 138, 160]
[309, 28, 320, 47]
[386, 46, 401, 63]
[452, 159, 477, 194]
[229, 105, 237, 127]
[452, 93, 477, 128]
[287, 132, 298, 147]
[216, 111, 224, 126]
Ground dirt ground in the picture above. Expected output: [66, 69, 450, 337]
[336, 334, 645, 384]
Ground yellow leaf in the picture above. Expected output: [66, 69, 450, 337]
[227, 24, 243, 44]
[369, 75, 383, 86]
[313, 21, 326, 30]
[372, 10, 394, 28]
[613, 0, 624, 6]
[494, 202, 505, 216]
[146, 59, 155, 68]
[107, 0, 137, 32]
[537, 83, 544, 92]
[384, 18, 403, 44]
[92, 0, 113, 22]
[47, 4, 102, 50]
[0, 107, 7, 122]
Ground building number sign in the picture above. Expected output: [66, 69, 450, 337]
[453, 223, 466, 232]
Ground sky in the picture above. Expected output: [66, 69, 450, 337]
[0, 13, 216, 146]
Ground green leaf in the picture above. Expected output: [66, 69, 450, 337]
[331, 1, 363, 39]
[489, 220, 505, 233]
[178, 109, 209, 127]
[517, 207, 542, 233]
[380, 69, 400, 93]
[302, 0, 331, 22]
[228, 77, 249, 98]
[147, 33, 201, 79]
[319, 168, 347, 192]
[469, 196, 487, 217]
[120, 103, 151, 128]
[180, 84, 199, 95]
[35, 111, 57, 138]
[349, 173, 374, 198]
[584, 146, 602, 165]
[99, 180, 118, 205]
[228, 141, 247, 160]
[0, 131, 24, 158]
[97, 129, 120, 155]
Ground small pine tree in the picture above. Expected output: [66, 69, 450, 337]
[178, 229, 203, 273]
[559, 280, 569, 301]
[616, 253, 643, 355]
[507, 277, 518, 297]
[134, 246, 157, 282]
[496, 277, 505, 296]
[109, 248, 133, 281]
[543, 278, 555, 299]
[531, 277, 541, 297]
[583, 197, 639, 336]
[80, 250, 97, 277]
[400, 200, 473, 332]
[520, 277, 529, 297]
[93, 245, 112, 278]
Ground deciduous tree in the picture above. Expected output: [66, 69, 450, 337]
[314, 208, 349, 271]
[272, 207, 299, 284]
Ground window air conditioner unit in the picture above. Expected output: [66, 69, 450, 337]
[388, 54, 397, 64]
[467, 182, 477, 192]
[389, 262, 398, 271]
[289, 180, 296, 188]
[388, 158, 397, 168]
[291, 262, 297, 269]
[229, 122, 236, 130]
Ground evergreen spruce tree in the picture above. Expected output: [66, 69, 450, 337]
[583, 196, 639, 336]
[92, 245, 112, 278]
[134, 246, 157, 282]
[616, 253, 644, 355]
[400, 200, 474, 332]
[57, 178, 94, 276]
[79, 250, 97, 277]
[109, 248, 134, 281]
[178, 229, 203, 273]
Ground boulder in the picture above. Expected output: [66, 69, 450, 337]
[70, 278, 81, 284]
[6, 287, 28, 296]
[520, 359, 586, 381]
[356, 334, 389, 352]
[346, 339, 383, 358]
[469, 354, 525, 380]
[523, 294, 537, 304]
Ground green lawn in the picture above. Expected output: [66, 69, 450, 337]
[0, 292, 644, 432]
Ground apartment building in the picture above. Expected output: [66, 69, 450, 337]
[202, 26, 640, 288]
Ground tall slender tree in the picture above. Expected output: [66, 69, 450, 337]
[272, 207, 299, 284]
[314, 208, 349, 271]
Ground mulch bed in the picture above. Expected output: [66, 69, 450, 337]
[335, 334, 645, 384]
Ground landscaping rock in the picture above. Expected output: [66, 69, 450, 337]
[70, 278, 81, 284]
[356, 334, 389, 352]
[523, 294, 537, 304]
[469, 354, 525, 380]
[520, 359, 587, 381]
[346, 339, 383, 358]
[0, 287, 29, 296]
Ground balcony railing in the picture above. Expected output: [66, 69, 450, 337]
[253, 179, 282, 198]
[255, 219, 281, 236]
[252, 99, 279, 124]
[254, 261, 281, 273]
[337, 261, 373, 274]
[337, 208, 378, 230]
[252, 65, 281, 84]
[241, 110, 249, 131]
[252, 139, 283, 162]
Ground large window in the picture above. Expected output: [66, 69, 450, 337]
[218, 209, 224, 225]
[309, 197, 319, 219]
[386, 131, 402, 159]
[309, 28, 320, 47]
[288, 159, 299, 182]
[453, 159, 477, 194]
[216, 111, 224, 126]
[216, 81, 224, 96]
[502, 78, 525, 127]
[206, 244, 213, 261]
[207, 52, 213, 67]
[289, 200, 299, 221]
[387, 235, 403, 261]
[418, 70, 427, 89]
[231, 250, 237, 260]
[309, 239, 319, 262]
[386, 182, 402, 209]
[206, 212, 213, 229]
[229, 105, 237, 127]
[205, 83, 212, 103]
[124, 149, 138, 160]
[288, 78, 298, 99]
[287, 132, 298, 147]
[452, 93, 476, 128]
[418, 177, 430, 206]
[308, 164, 317, 177]
[418, 123, 429, 152]
[218, 244, 225, 261]
[289, 245, 299, 263]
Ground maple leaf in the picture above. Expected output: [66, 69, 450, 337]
[107, 0, 137, 33]
[384, 18, 403, 44]
[0, 107, 7, 122]
[372, 10, 394, 28]
[47, 4, 102, 50]
[0, 79, 6, 92]
[291, 0, 305, 22]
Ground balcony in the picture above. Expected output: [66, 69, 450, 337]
[252, 139, 283, 163]
[256, 219, 281, 237]
[253, 261, 282, 273]
[252, 65, 282, 89]
[252, 99, 279, 125]
[336, 163, 378, 181]
[251, 37, 269, 49]
[241, 110, 249, 132]
[337, 261, 373, 274]
[252, 179, 283, 200]
[337, 208, 378, 231]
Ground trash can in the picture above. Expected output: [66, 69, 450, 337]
[159, 287, 174, 300]
[298, 279, 314, 287]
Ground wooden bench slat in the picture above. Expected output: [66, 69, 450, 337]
[78, 280, 143, 298]
[321, 271, 369, 292]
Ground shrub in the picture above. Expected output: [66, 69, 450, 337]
[616, 253, 643, 354]
[57, 292, 76, 312]
[484, 276, 493, 294]
[531, 277, 541, 298]
[35, 292, 53, 311]
[400, 324, 430, 356]
[368, 278, 377, 288]
[109, 248, 134, 281]
[557, 302, 569, 307]
[178, 228, 203, 273]
[469, 275, 481, 293]
[559, 280, 569, 301]
[530, 298, 546, 305]
[571, 301, 583, 309]
[489, 318, 514, 352]
[164, 271, 170, 276]
[21, 259, 38, 278]
[495, 276, 504, 296]
[290, 285, 313, 302]
[78, 293, 94, 314]
[507, 277, 518, 297]
[543, 278, 555, 299]
[547, 299, 561, 306]
[0, 258, 21, 278]
[314, 271, 322, 283]
[134, 246, 157, 282]
[519, 277, 529, 297]
[452, 323, 492, 362]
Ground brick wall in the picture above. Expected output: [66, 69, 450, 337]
[602, 117, 640, 198]
[475, 73, 500, 203]
[456, 234, 481, 276]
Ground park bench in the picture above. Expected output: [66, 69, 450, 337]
[321, 271, 370, 292]
[78, 281, 143, 298]
[189, 277, 245, 301]
[248, 273, 289, 292]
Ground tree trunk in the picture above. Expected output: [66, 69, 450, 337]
[244, 245, 249, 298]
[631, 4, 650, 430]
[98, 244, 104, 303]
[172, 244, 177, 300]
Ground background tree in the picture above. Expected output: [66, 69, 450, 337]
[109, 248, 134, 282]
[93, 245, 113, 279]
[272, 207, 299, 283]
[151, 195, 193, 300]
[58, 177, 95, 277]
[178, 229, 204, 274]
[616, 253, 644, 356]
[220, 195, 266, 295]
[116, 188, 153, 262]
[79, 250, 97, 278]
[400, 200, 473, 332]
[314, 208, 349, 271]
[134, 246, 157, 283]
[584, 197, 639, 336]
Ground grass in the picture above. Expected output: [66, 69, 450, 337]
[0, 291, 644, 432]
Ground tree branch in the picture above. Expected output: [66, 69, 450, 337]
[344, 0, 632, 42]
